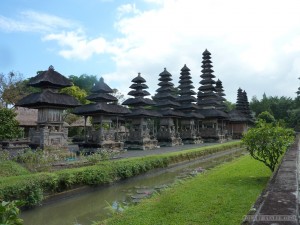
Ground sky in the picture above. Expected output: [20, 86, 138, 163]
[1, 0, 300, 102]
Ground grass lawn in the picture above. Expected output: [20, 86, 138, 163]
[101, 155, 271, 225]
[0, 161, 29, 177]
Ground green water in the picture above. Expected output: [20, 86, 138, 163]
[21, 148, 246, 225]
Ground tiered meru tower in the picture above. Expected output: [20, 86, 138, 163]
[73, 77, 130, 149]
[197, 50, 228, 142]
[16, 66, 81, 149]
[122, 73, 160, 150]
[153, 68, 182, 146]
[228, 88, 253, 138]
[176, 64, 203, 144]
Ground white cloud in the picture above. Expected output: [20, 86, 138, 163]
[103, 0, 300, 101]
[43, 30, 109, 60]
[0, 10, 75, 33]
[117, 3, 140, 18]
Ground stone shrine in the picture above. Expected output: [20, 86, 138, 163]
[153, 68, 183, 146]
[16, 66, 81, 149]
[122, 73, 160, 150]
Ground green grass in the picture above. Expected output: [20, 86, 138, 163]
[102, 155, 271, 225]
[0, 161, 29, 177]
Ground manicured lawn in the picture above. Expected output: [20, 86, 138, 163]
[101, 155, 271, 225]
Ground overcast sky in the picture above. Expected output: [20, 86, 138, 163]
[1, 0, 300, 102]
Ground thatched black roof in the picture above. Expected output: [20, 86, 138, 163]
[228, 110, 250, 122]
[185, 112, 205, 119]
[132, 73, 146, 83]
[159, 109, 185, 117]
[177, 103, 199, 111]
[125, 108, 161, 118]
[87, 93, 117, 102]
[28, 65, 72, 89]
[16, 90, 81, 108]
[90, 77, 113, 93]
[73, 103, 131, 116]
[122, 97, 156, 107]
[198, 109, 228, 119]
[155, 100, 180, 108]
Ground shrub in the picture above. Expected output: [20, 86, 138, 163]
[0, 200, 23, 225]
[242, 120, 295, 171]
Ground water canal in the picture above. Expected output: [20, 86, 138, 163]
[21, 147, 246, 225]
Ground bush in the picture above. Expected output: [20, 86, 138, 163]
[0, 200, 23, 225]
[242, 120, 295, 171]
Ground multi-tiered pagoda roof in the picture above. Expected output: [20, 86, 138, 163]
[177, 64, 203, 119]
[197, 50, 220, 109]
[215, 79, 227, 111]
[122, 73, 161, 117]
[229, 88, 253, 123]
[73, 77, 130, 116]
[154, 68, 182, 117]
[16, 66, 80, 108]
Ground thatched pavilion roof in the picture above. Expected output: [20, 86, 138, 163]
[16, 90, 81, 109]
[28, 65, 72, 89]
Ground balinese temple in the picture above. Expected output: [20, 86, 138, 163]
[153, 68, 182, 147]
[228, 88, 253, 139]
[197, 50, 228, 142]
[122, 73, 160, 150]
[16, 66, 81, 149]
[176, 64, 203, 144]
[215, 79, 227, 111]
[73, 77, 130, 149]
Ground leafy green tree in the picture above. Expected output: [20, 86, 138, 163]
[60, 85, 88, 104]
[257, 111, 276, 123]
[242, 120, 295, 171]
[0, 108, 21, 141]
[224, 100, 235, 112]
[68, 74, 97, 94]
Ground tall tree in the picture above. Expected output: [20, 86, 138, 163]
[68, 74, 97, 94]
[0, 108, 21, 140]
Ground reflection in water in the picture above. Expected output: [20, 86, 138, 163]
[21, 148, 246, 225]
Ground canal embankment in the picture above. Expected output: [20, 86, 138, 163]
[0, 141, 242, 208]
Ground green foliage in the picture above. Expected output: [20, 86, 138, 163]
[0, 108, 21, 141]
[250, 94, 294, 122]
[242, 120, 294, 171]
[0, 161, 29, 177]
[60, 85, 88, 104]
[224, 100, 235, 112]
[257, 111, 276, 123]
[14, 149, 63, 172]
[101, 155, 271, 225]
[84, 150, 114, 164]
[0, 200, 23, 225]
[0, 142, 241, 207]
[68, 74, 97, 94]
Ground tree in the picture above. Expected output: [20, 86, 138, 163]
[68, 74, 97, 94]
[224, 100, 235, 112]
[60, 85, 88, 104]
[242, 120, 295, 171]
[111, 88, 125, 105]
[257, 111, 276, 123]
[0, 108, 21, 141]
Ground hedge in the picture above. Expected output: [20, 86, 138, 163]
[0, 141, 242, 207]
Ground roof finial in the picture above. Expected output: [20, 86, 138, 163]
[48, 65, 54, 71]
[100, 77, 104, 82]
[138, 72, 141, 77]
